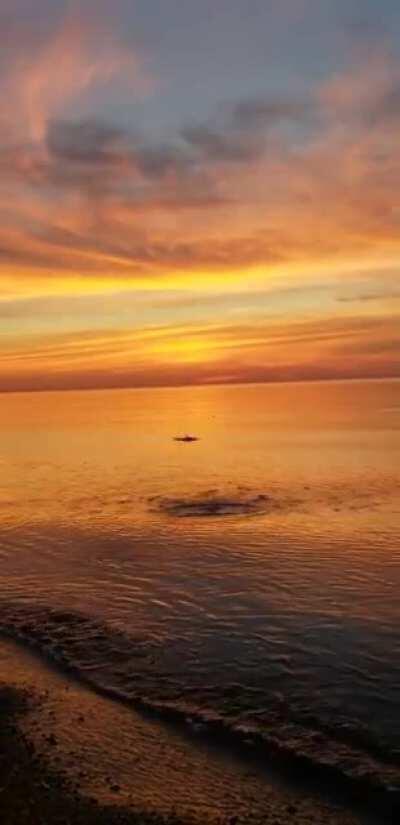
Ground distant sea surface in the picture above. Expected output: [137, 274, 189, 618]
[0, 380, 399, 794]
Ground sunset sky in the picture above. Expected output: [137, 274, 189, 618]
[1, 0, 399, 392]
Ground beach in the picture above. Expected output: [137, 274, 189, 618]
[1, 637, 392, 825]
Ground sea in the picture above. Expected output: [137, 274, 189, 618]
[0, 379, 399, 814]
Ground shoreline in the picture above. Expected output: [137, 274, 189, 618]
[0, 637, 389, 825]
[0, 612, 398, 820]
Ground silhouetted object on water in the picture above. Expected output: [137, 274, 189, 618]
[173, 434, 199, 443]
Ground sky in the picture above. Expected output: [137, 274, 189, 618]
[0, 0, 399, 392]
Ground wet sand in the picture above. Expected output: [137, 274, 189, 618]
[0, 684, 174, 825]
[0, 638, 386, 825]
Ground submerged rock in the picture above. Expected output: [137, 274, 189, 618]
[154, 490, 271, 518]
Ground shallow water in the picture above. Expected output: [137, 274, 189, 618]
[0, 380, 399, 798]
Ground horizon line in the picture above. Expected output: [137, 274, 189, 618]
[1, 374, 398, 397]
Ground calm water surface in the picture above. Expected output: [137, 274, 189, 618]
[0, 380, 399, 790]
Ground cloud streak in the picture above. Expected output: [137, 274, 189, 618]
[1, 310, 399, 392]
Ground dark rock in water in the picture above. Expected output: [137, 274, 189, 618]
[154, 490, 271, 518]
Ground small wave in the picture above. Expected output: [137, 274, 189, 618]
[0, 600, 399, 817]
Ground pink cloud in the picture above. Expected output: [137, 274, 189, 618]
[1, 6, 147, 145]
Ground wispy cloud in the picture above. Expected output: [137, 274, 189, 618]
[1, 8, 145, 146]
